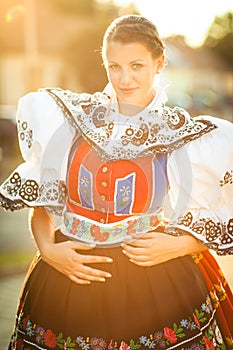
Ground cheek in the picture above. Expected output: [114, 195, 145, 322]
[148, 70, 156, 83]
[140, 72, 154, 86]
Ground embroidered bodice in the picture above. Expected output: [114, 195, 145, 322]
[59, 137, 167, 245]
[0, 87, 233, 253]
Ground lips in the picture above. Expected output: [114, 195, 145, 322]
[120, 88, 138, 94]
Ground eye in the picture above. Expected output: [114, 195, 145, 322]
[132, 63, 143, 70]
[109, 64, 119, 72]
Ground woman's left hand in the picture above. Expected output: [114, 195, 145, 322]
[121, 231, 206, 266]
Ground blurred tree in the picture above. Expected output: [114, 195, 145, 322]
[204, 12, 233, 68]
[62, 1, 139, 92]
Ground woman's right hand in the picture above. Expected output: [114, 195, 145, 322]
[40, 241, 112, 284]
[40, 240, 113, 285]
[29, 208, 113, 285]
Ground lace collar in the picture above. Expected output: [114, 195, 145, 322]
[41, 86, 217, 161]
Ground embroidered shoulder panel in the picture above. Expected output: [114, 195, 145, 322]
[41, 88, 218, 161]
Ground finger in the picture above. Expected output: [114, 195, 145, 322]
[122, 249, 148, 262]
[79, 264, 112, 279]
[75, 271, 107, 283]
[122, 245, 147, 256]
[122, 234, 148, 244]
[122, 239, 151, 248]
[80, 254, 113, 264]
[129, 259, 155, 267]
[68, 274, 91, 285]
[132, 231, 165, 240]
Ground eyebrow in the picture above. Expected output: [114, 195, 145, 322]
[107, 59, 145, 64]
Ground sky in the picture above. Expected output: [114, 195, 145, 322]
[113, 0, 233, 46]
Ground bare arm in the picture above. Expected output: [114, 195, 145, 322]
[121, 231, 207, 267]
[29, 208, 113, 284]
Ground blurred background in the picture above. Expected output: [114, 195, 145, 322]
[0, 0, 232, 348]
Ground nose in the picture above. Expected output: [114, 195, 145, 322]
[119, 69, 132, 85]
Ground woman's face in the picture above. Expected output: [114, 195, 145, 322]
[104, 41, 164, 111]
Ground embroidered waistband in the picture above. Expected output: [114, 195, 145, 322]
[60, 211, 163, 247]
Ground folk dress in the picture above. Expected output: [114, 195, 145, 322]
[0, 86, 233, 350]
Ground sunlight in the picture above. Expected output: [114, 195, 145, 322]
[112, 0, 233, 46]
[5, 5, 25, 23]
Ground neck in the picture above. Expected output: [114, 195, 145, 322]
[118, 103, 145, 116]
[118, 93, 155, 116]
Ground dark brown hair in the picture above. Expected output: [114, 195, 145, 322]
[102, 15, 164, 60]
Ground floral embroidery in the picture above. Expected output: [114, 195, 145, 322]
[219, 170, 233, 186]
[62, 212, 162, 245]
[115, 173, 135, 215]
[121, 123, 149, 146]
[169, 211, 233, 255]
[92, 106, 108, 128]
[163, 327, 178, 344]
[119, 341, 131, 350]
[6, 172, 21, 195]
[90, 225, 110, 242]
[35, 326, 46, 343]
[179, 212, 193, 227]
[162, 106, 186, 130]
[0, 172, 67, 214]
[3, 172, 39, 202]
[89, 337, 107, 349]
[44, 329, 58, 348]
[43, 88, 217, 162]
[10, 295, 229, 350]
[39, 182, 59, 202]
[19, 179, 39, 201]
[38, 180, 67, 205]
[79, 164, 94, 209]
[17, 119, 33, 149]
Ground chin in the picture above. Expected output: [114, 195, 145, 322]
[118, 94, 140, 106]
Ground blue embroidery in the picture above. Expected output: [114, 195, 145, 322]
[114, 173, 135, 215]
[78, 165, 94, 209]
[149, 155, 168, 213]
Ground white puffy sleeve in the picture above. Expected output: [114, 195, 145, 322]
[0, 91, 76, 215]
[166, 116, 233, 255]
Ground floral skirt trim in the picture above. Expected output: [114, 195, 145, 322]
[10, 295, 228, 350]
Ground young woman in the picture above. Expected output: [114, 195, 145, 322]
[1, 14, 232, 350]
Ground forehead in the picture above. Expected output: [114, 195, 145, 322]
[105, 41, 153, 63]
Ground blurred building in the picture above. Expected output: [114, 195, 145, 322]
[0, 0, 92, 160]
[161, 36, 233, 121]
[0, 0, 90, 107]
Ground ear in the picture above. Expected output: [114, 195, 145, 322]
[155, 54, 165, 74]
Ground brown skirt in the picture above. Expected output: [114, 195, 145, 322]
[8, 231, 233, 350]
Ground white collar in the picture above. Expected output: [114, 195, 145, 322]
[103, 83, 168, 117]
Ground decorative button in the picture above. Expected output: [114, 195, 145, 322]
[102, 166, 108, 173]
[101, 181, 108, 187]
[101, 194, 106, 201]
[100, 218, 105, 223]
[101, 208, 106, 213]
